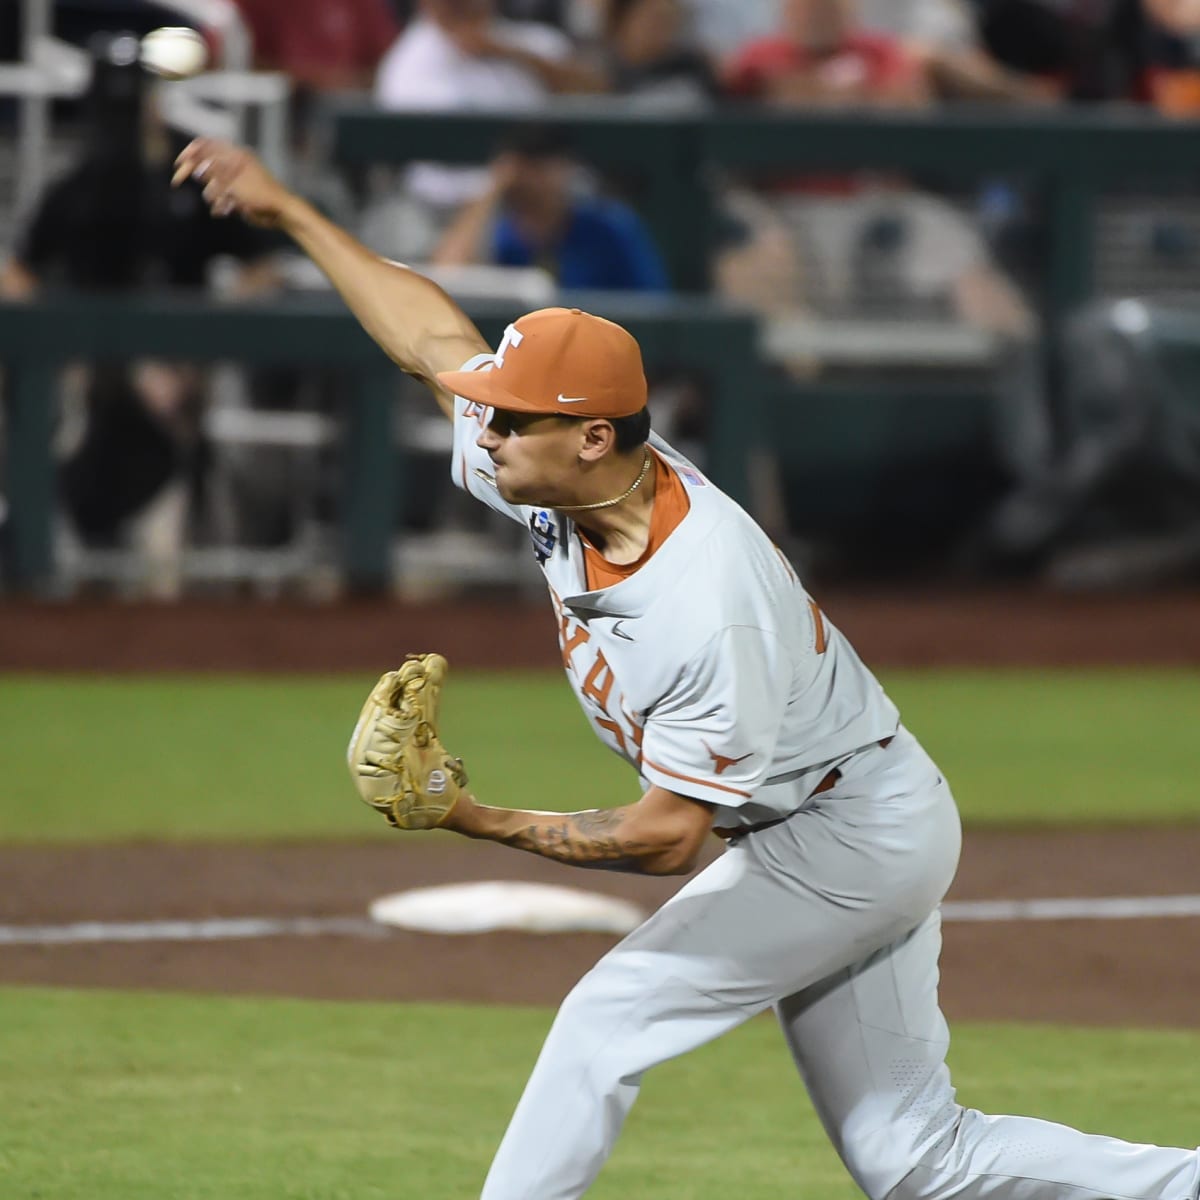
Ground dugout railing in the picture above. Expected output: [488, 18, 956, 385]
[7, 106, 1200, 592]
[0, 291, 759, 593]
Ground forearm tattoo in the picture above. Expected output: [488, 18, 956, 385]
[498, 808, 655, 874]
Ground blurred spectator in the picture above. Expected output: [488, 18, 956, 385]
[233, 0, 398, 91]
[978, 0, 1163, 102]
[376, 0, 605, 115]
[711, 0, 1046, 557]
[430, 124, 670, 289]
[979, 296, 1200, 587]
[717, 184, 1033, 338]
[0, 35, 281, 597]
[682, 0, 781, 59]
[724, 0, 932, 108]
[716, 1, 1036, 337]
[859, 0, 979, 48]
[1146, 0, 1200, 26]
[1137, 0, 1200, 113]
[714, 180, 1049, 578]
[371, 0, 607, 256]
[859, 0, 1053, 101]
[603, 0, 720, 107]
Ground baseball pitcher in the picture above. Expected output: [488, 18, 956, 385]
[176, 139, 1199, 1200]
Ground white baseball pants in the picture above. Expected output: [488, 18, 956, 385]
[479, 729, 1199, 1200]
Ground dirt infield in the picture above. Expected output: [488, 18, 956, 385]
[3, 829, 1199, 1027]
[2, 589, 1198, 1025]
[2, 588, 1199, 672]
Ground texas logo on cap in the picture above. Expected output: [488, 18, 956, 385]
[437, 307, 648, 419]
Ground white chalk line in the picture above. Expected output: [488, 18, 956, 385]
[2, 895, 1200, 947]
[0, 916, 385, 946]
[944, 894, 1200, 922]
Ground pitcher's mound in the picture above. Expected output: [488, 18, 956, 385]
[369, 880, 647, 935]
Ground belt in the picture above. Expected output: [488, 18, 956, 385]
[715, 735, 894, 841]
[809, 734, 893, 799]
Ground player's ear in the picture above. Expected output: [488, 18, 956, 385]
[577, 418, 616, 462]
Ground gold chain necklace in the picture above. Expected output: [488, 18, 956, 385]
[556, 449, 653, 512]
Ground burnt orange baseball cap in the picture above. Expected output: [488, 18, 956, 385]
[437, 307, 647, 419]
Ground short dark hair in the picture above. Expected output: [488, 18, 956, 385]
[610, 406, 652, 453]
[495, 121, 574, 161]
[560, 407, 651, 453]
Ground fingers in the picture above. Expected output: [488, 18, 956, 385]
[172, 136, 217, 187]
[175, 137, 249, 217]
[171, 137, 240, 197]
[200, 179, 235, 218]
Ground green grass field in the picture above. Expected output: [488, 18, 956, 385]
[0, 669, 1197, 840]
[3, 668, 1198, 1197]
[2, 986, 1197, 1200]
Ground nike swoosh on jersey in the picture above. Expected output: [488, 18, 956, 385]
[611, 621, 634, 641]
[557, 394, 588, 404]
[473, 467, 499, 489]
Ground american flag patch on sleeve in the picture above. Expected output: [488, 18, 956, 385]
[679, 467, 707, 487]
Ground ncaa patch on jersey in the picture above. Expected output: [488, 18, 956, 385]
[529, 510, 558, 564]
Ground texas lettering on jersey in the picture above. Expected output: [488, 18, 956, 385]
[551, 591, 644, 765]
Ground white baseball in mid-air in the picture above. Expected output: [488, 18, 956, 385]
[139, 26, 209, 81]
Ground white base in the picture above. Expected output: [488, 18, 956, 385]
[368, 881, 646, 935]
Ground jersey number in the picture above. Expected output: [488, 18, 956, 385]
[557, 604, 644, 760]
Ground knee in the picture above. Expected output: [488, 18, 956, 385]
[881, 1164, 943, 1200]
[877, 1139, 959, 1200]
[543, 953, 655, 1061]
[845, 1099, 964, 1200]
[558, 953, 650, 1021]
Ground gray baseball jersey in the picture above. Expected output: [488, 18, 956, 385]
[451, 378, 898, 828]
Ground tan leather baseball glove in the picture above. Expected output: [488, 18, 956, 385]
[346, 653, 468, 830]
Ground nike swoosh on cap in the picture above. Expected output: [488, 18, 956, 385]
[557, 394, 588, 404]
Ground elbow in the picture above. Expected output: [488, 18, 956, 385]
[639, 837, 704, 876]
[640, 853, 694, 877]
[626, 791, 714, 875]
[659, 854, 701, 877]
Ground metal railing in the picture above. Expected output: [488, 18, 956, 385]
[0, 292, 760, 593]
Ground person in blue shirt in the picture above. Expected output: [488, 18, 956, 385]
[430, 123, 670, 291]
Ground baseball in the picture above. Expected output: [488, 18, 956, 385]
[139, 26, 209, 81]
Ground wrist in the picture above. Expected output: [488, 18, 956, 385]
[277, 191, 314, 235]
[441, 791, 479, 835]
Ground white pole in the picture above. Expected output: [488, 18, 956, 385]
[15, 0, 52, 218]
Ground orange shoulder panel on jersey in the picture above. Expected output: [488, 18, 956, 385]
[583, 452, 690, 591]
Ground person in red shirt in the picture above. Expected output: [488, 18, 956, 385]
[724, 0, 930, 107]
[235, 0, 399, 92]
